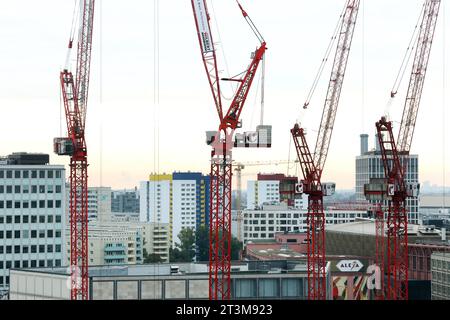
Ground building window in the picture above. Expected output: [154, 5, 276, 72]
[23, 170, 29, 178]
[39, 171, 45, 179]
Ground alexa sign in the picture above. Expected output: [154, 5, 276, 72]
[336, 260, 364, 272]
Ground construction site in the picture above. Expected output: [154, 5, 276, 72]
[1, 0, 450, 305]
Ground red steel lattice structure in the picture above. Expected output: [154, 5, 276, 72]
[191, 0, 266, 300]
[54, 0, 96, 300]
[291, 0, 360, 300]
[375, 0, 440, 300]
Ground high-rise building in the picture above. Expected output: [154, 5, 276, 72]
[139, 172, 210, 248]
[431, 252, 450, 300]
[355, 133, 419, 224]
[111, 188, 140, 213]
[65, 186, 111, 222]
[246, 173, 305, 209]
[0, 152, 66, 293]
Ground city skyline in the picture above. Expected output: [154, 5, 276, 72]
[0, 0, 448, 191]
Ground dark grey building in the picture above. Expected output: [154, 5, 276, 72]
[111, 188, 139, 213]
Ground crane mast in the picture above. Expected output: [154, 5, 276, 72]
[369, 0, 441, 300]
[54, 0, 95, 300]
[313, 0, 359, 176]
[191, 0, 266, 300]
[291, 0, 360, 300]
[397, 0, 441, 153]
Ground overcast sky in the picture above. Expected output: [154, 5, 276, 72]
[0, 0, 449, 190]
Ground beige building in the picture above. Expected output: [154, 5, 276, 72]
[65, 186, 112, 222]
[65, 221, 170, 266]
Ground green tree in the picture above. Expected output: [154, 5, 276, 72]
[196, 225, 209, 262]
[231, 236, 243, 260]
[170, 227, 196, 262]
[143, 248, 163, 264]
[195, 226, 243, 261]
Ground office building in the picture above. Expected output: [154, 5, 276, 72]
[111, 188, 139, 213]
[0, 152, 66, 293]
[242, 203, 368, 243]
[356, 134, 419, 224]
[139, 172, 210, 248]
[431, 252, 450, 300]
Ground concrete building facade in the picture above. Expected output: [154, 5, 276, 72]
[0, 153, 66, 293]
[431, 252, 450, 300]
[243, 204, 368, 243]
[111, 188, 140, 213]
[356, 134, 419, 224]
[65, 186, 111, 222]
[9, 261, 332, 300]
[140, 172, 210, 248]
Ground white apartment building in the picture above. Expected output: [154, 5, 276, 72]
[242, 204, 368, 243]
[101, 220, 170, 263]
[140, 172, 210, 248]
[0, 153, 66, 293]
[247, 180, 280, 209]
[140, 175, 172, 225]
[66, 222, 144, 266]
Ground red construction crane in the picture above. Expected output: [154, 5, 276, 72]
[291, 0, 360, 300]
[53, 0, 96, 300]
[367, 0, 441, 300]
[191, 0, 267, 300]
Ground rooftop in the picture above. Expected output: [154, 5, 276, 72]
[326, 218, 443, 237]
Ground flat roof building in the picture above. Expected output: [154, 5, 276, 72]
[0, 153, 66, 295]
[8, 261, 332, 300]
